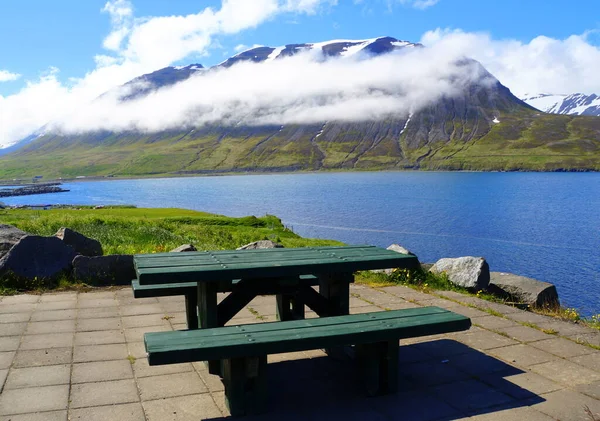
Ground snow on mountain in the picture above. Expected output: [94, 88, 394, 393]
[522, 93, 600, 116]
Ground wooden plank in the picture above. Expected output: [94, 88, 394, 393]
[145, 307, 471, 365]
[137, 254, 419, 285]
[197, 282, 220, 374]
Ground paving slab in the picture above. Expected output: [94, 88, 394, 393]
[0, 336, 20, 352]
[432, 379, 514, 412]
[25, 320, 76, 335]
[74, 329, 126, 346]
[71, 360, 134, 383]
[497, 325, 552, 343]
[36, 301, 76, 311]
[4, 364, 70, 389]
[0, 322, 26, 336]
[471, 315, 521, 330]
[576, 380, 600, 400]
[12, 348, 71, 368]
[570, 352, 600, 372]
[142, 394, 222, 421]
[529, 337, 595, 358]
[526, 389, 600, 420]
[133, 357, 193, 378]
[77, 307, 120, 319]
[0, 384, 69, 415]
[69, 402, 145, 421]
[19, 332, 74, 350]
[70, 379, 140, 408]
[0, 313, 31, 323]
[76, 316, 122, 331]
[0, 411, 67, 421]
[39, 293, 77, 302]
[0, 295, 39, 304]
[30, 309, 77, 322]
[529, 359, 600, 386]
[73, 343, 128, 363]
[488, 344, 559, 367]
[137, 372, 208, 400]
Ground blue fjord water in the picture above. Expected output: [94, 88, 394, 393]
[4, 172, 599, 315]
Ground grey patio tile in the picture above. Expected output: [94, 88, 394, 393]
[413, 297, 463, 309]
[121, 314, 171, 329]
[471, 315, 520, 330]
[30, 309, 77, 322]
[4, 364, 70, 389]
[478, 371, 563, 399]
[76, 316, 122, 331]
[78, 291, 115, 300]
[12, 348, 71, 368]
[196, 368, 225, 393]
[526, 389, 600, 420]
[118, 297, 159, 306]
[454, 328, 519, 350]
[160, 302, 188, 313]
[351, 305, 385, 314]
[469, 406, 555, 420]
[137, 372, 207, 400]
[443, 305, 490, 319]
[74, 329, 126, 346]
[78, 298, 118, 309]
[570, 352, 600, 372]
[432, 379, 514, 412]
[505, 310, 554, 325]
[126, 342, 148, 359]
[0, 384, 69, 415]
[447, 351, 514, 376]
[142, 394, 222, 421]
[0, 351, 16, 369]
[39, 292, 77, 302]
[77, 306, 120, 319]
[133, 357, 193, 378]
[569, 332, 600, 348]
[70, 379, 139, 408]
[19, 333, 74, 350]
[72, 359, 133, 383]
[0, 304, 36, 314]
[498, 325, 553, 343]
[349, 296, 376, 307]
[121, 304, 164, 317]
[576, 380, 600, 400]
[73, 343, 128, 363]
[158, 295, 185, 304]
[0, 336, 20, 352]
[529, 359, 600, 386]
[488, 344, 558, 368]
[401, 360, 470, 388]
[0, 322, 26, 337]
[36, 301, 76, 311]
[0, 295, 39, 305]
[535, 319, 595, 337]
[0, 313, 31, 323]
[25, 320, 75, 335]
[370, 390, 461, 421]
[124, 325, 172, 343]
[0, 410, 67, 421]
[171, 323, 188, 330]
[69, 403, 145, 421]
[529, 337, 595, 358]
[0, 369, 7, 388]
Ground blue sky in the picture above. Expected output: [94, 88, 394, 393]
[1, 0, 600, 148]
[1, 0, 599, 95]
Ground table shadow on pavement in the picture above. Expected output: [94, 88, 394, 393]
[204, 339, 545, 420]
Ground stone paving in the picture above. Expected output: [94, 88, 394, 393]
[0, 284, 598, 421]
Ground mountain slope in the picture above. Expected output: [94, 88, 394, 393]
[2, 36, 600, 177]
[522, 93, 600, 116]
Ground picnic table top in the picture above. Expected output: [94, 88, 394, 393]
[134, 245, 420, 285]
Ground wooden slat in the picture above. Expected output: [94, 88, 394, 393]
[145, 307, 471, 365]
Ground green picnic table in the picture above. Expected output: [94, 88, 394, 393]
[134, 246, 471, 416]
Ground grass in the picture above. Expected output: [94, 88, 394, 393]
[0, 206, 342, 292]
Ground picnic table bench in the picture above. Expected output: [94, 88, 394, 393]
[134, 245, 471, 416]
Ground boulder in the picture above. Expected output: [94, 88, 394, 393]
[236, 240, 284, 250]
[72, 255, 135, 285]
[0, 224, 29, 259]
[170, 244, 197, 252]
[0, 235, 77, 282]
[488, 272, 559, 307]
[373, 243, 416, 275]
[429, 256, 490, 290]
[55, 227, 103, 257]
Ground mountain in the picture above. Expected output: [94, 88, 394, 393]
[522, 93, 600, 116]
[1, 36, 600, 178]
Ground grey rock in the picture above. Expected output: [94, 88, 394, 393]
[0, 224, 29, 259]
[0, 235, 77, 282]
[488, 272, 559, 307]
[373, 243, 416, 275]
[236, 240, 284, 250]
[55, 227, 103, 257]
[170, 244, 197, 252]
[430, 256, 490, 290]
[72, 255, 135, 285]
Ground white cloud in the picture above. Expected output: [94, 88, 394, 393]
[0, 0, 337, 148]
[0, 70, 21, 82]
[391, 0, 440, 10]
[49, 47, 491, 135]
[421, 29, 600, 97]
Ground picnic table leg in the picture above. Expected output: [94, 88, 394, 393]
[357, 340, 399, 396]
[184, 291, 199, 330]
[198, 282, 220, 375]
[223, 355, 268, 416]
[318, 272, 352, 358]
[276, 293, 305, 321]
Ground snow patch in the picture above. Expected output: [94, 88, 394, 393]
[400, 113, 412, 135]
[266, 46, 285, 61]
